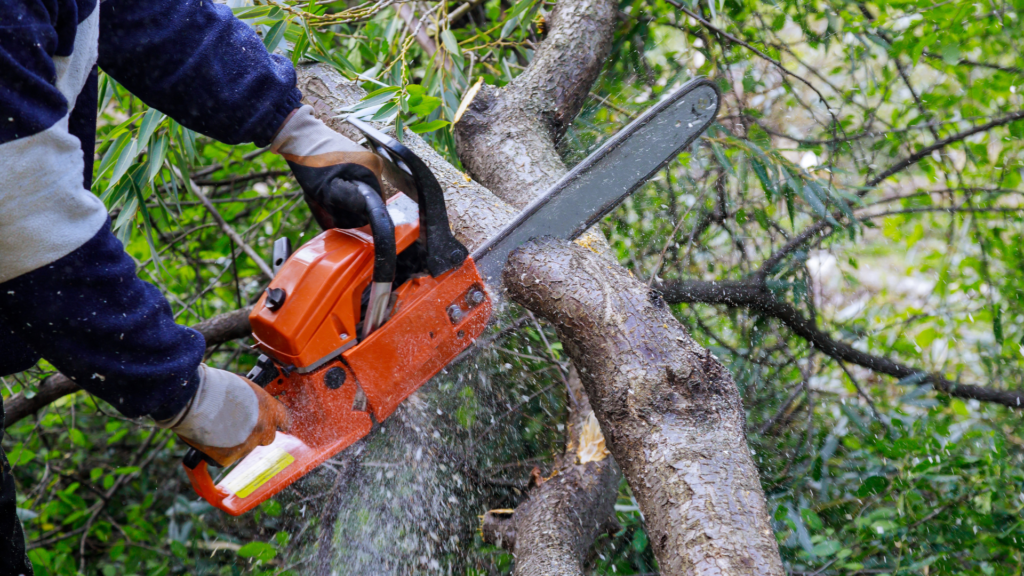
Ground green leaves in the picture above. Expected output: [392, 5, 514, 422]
[441, 29, 462, 61]
[408, 119, 450, 133]
[237, 541, 277, 562]
[499, 0, 539, 39]
[810, 540, 842, 557]
[405, 84, 441, 117]
[855, 475, 889, 497]
[262, 20, 288, 52]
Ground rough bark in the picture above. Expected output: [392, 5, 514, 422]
[493, 459, 619, 576]
[660, 278, 1024, 409]
[450, 0, 629, 571]
[3, 306, 254, 428]
[453, 0, 617, 206]
[505, 238, 785, 576]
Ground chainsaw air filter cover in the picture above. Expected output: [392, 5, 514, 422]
[249, 194, 422, 373]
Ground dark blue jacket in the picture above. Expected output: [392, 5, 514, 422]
[0, 0, 301, 419]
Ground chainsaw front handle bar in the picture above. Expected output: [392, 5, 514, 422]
[355, 181, 397, 284]
[356, 180, 395, 338]
[346, 117, 469, 278]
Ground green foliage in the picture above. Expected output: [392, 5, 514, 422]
[4, 0, 1024, 574]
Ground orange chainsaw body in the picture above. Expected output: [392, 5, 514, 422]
[185, 192, 491, 515]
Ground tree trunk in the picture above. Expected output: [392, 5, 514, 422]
[505, 237, 785, 576]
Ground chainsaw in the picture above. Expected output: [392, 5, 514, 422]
[182, 78, 720, 515]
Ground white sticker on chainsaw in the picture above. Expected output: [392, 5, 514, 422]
[219, 445, 295, 499]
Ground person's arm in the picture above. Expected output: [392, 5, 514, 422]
[98, 0, 301, 146]
[98, 0, 388, 230]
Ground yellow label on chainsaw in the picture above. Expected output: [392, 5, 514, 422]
[220, 447, 295, 499]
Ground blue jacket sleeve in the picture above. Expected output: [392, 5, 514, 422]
[0, 219, 205, 421]
[0, 0, 90, 143]
[97, 0, 302, 147]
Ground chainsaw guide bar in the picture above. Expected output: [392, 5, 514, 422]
[183, 78, 720, 515]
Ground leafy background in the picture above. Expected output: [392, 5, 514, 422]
[3, 0, 1024, 574]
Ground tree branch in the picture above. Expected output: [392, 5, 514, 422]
[659, 278, 1024, 409]
[453, 0, 617, 206]
[192, 186, 275, 280]
[479, 367, 620, 576]
[505, 238, 785, 575]
[865, 109, 1024, 188]
[759, 108, 1024, 273]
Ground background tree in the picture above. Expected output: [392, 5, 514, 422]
[3, 0, 1024, 574]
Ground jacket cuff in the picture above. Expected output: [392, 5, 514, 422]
[148, 366, 203, 421]
[254, 87, 304, 148]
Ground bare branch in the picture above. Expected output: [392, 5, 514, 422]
[659, 279, 1024, 409]
[192, 187, 275, 280]
[865, 109, 1024, 188]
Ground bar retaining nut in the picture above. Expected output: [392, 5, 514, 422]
[447, 304, 464, 324]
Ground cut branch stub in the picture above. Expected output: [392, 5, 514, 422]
[480, 459, 620, 576]
[504, 237, 785, 576]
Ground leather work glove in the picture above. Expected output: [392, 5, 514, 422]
[272, 105, 385, 230]
[156, 364, 290, 467]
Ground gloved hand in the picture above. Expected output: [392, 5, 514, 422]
[156, 364, 290, 467]
[272, 105, 385, 230]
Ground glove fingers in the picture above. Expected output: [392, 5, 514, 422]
[288, 159, 384, 230]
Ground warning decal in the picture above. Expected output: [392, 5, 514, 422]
[220, 446, 295, 499]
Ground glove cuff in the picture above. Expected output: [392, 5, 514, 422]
[271, 105, 366, 160]
[155, 364, 258, 448]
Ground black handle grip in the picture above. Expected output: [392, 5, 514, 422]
[345, 117, 468, 278]
[355, 182, 396, 283]
[183, 447, 218, 469]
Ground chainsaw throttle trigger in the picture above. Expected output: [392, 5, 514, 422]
[346, 117, 468, 278]
[247, 355, 280, 388]
[183, 447, 218, 469]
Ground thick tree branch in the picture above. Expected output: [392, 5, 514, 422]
[453, 0, 628, 570]
[453, 0, 617, 206]
[660, 278, 1024, 409]
[480, 368, 619, 576]
[506, 238, 785, 575]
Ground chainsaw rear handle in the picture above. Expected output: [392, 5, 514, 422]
[179, 355, 281, 501]
[182, 451, 230, 507]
